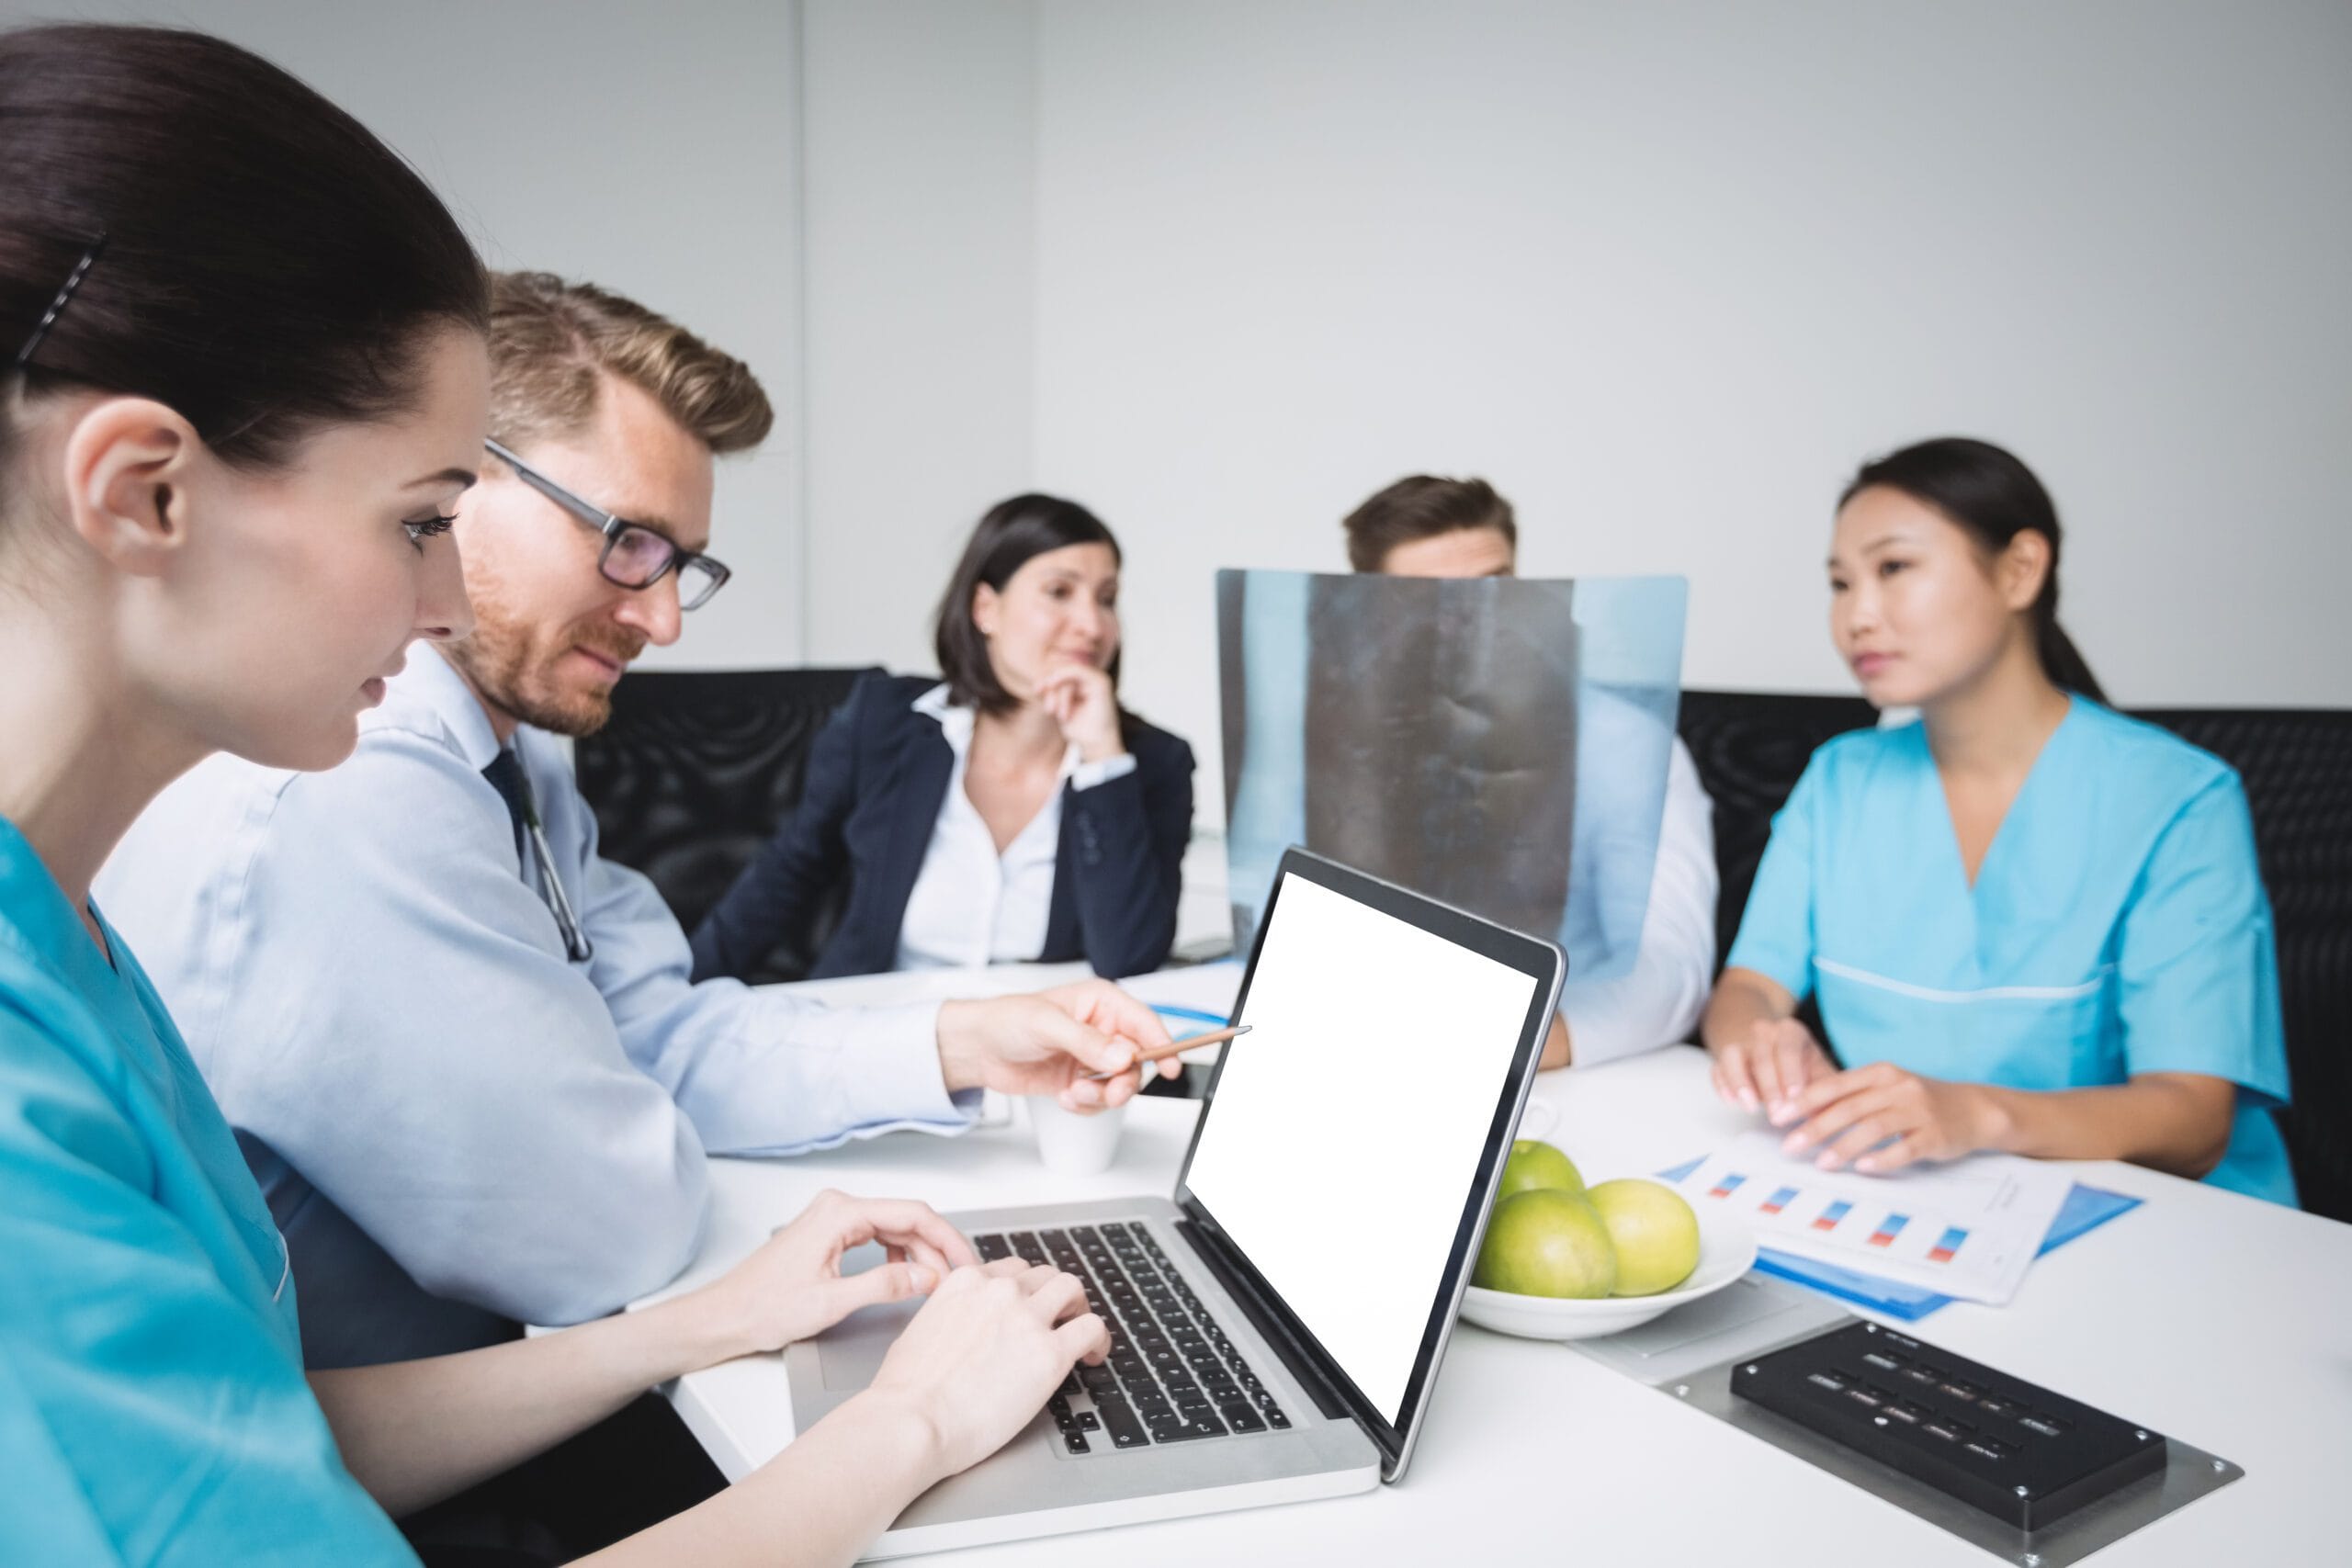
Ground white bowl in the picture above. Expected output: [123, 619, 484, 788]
[1458, 1199, 1757, 1341]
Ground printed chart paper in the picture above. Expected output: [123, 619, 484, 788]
[1676, 1131, 2072, 1305]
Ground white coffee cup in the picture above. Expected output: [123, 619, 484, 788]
[1517, 1097, 1560, 1143]
[1027, 1095, 1128, 1176]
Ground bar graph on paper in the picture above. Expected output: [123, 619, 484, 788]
[1675, 1130, 2072, 1305]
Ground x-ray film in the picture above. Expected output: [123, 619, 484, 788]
[1218, 571, 1687, 983]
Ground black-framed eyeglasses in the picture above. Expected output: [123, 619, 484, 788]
[485, 437, 732, 611]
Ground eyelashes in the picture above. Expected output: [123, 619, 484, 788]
[1827, 561, 1911, 592]
[403, 514, 458, 546]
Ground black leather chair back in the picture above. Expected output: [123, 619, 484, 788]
[1676, 690, 1878, 973]
[1676, 691, 2352, 1223]
[574, 666, 879, 985]
[2135, 708, 2352, 1225]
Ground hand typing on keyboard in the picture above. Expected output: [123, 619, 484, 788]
[859, 1256, 1112, 1479]
[975, 1223, 1291, 1455]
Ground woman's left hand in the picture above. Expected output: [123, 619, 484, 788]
[1779, 1062, 2003, 1174]
[692, 1189, 981, 1357]
[1035, 663, 1125, 763]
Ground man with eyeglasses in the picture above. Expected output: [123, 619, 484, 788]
[96, 273, 1176, 1397]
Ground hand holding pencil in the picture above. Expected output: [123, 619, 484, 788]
[936, 980, 1186, 1112]
[1084, 1023, 1251, 1081]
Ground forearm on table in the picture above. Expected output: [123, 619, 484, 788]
[308, 1289, 752, 1518]
[1973, 1072, 2235, 1180]
[575, 1391, 943, 1568]
[1700, 968, 1794, 1052]
[662, 993, 960, 1153]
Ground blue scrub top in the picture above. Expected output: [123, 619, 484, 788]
[0, 818, 415, 1565]
[1725, 698, 2296, 1207]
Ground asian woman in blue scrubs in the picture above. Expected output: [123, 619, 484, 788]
[0, 25, 1107, 1567]
[1702, 437, 2295, 1206]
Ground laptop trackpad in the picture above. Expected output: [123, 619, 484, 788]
[817, 1243, 922, 1391]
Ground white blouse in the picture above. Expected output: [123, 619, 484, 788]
[894, 684, 1136, 970]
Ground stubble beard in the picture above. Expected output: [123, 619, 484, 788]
[444, 603, 632, 739]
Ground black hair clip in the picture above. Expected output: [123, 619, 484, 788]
[13, 234, 108, 373]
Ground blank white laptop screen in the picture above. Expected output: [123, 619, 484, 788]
[1183, 873, 1539, 1426]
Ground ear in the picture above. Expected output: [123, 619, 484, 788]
[1996, 529, 2052, 613]
[972, 581, 1001, 638]
[58, 397, 204, 578]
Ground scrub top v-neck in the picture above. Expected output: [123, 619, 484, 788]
[1726, 697, 2296, 1206]
[0, 817, 414, 1563]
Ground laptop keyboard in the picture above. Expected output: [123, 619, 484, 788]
[970, 1220, 1290, 1455]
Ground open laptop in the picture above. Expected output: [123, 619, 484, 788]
[787, 847, 1566, 1558]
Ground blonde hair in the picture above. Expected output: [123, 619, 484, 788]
[486, 270, 772, 456]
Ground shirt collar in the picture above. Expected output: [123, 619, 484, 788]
[910, 682, 972, 757]
[388, 644, 507, 771]
[910, 682, 1080, 780]
[0, 816, 141, 1037]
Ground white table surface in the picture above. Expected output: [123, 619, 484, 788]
[643, 965, 2352, 1566]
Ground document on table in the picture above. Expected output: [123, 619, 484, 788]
[1674, 1131, 2072, 1305]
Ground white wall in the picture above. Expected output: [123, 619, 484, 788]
[800, 0, 1037, 672]
[1030, 0, 2352, 792]
[8, 0, 806, 671]
[15, 3, 2350, 749]
[797, 0, 2352, 831]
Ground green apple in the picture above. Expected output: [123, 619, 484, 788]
[1473, 1189, 1617, 1299]
[1586, 1179, 1701, 1297]
[1497, 1139, 1585, 1201]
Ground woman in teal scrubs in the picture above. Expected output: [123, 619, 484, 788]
[1702, 437, 2294, 1205]
[0, 25, 1107, 1567]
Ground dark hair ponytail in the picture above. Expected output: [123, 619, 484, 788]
[1840, 436, 2107, 704]
[2030, 615, 2103, 705]
[1, 25, 487, 507]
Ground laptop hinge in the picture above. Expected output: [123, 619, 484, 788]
[1173, 1217, 1354, 1424]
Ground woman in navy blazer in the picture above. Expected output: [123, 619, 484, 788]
[691, 494, 1194, 983]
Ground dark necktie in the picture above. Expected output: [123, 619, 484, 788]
[481, 748, 530, 864]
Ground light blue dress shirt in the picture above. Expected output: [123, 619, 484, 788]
[1726, 697, 2296, 1206]
[96, 647, 974, 1369]
[0, 818, 415, 1564]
